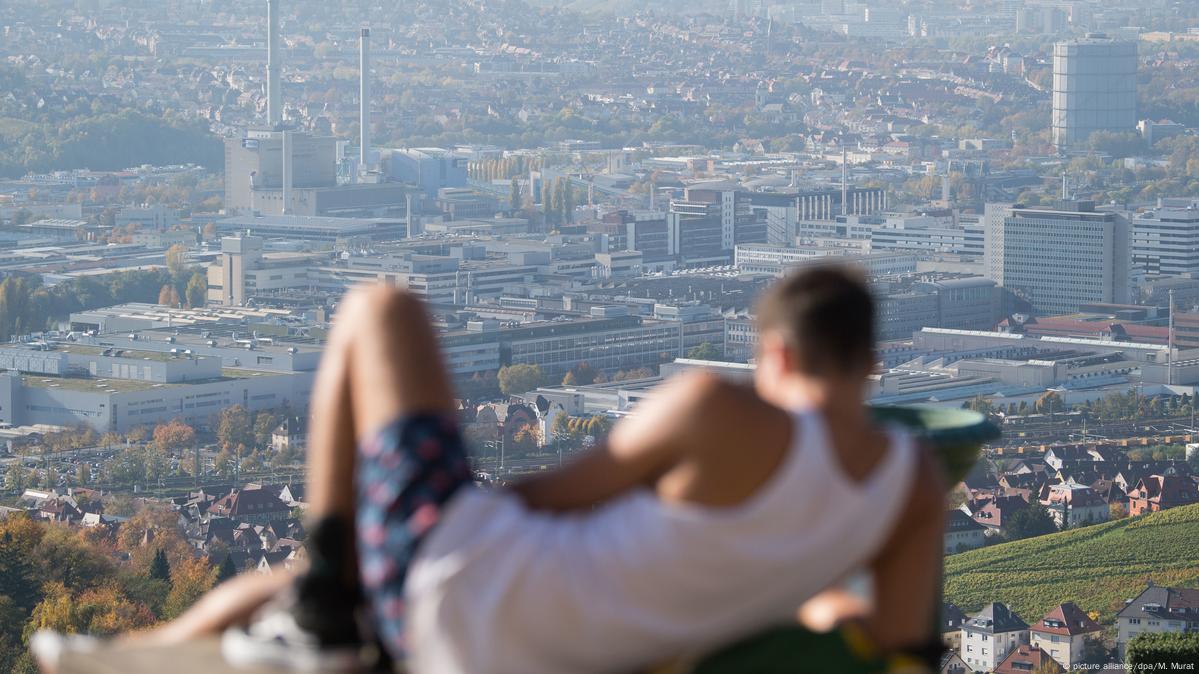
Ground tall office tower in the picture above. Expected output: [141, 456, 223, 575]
[1132, 206, 1199, 277]
[1052, 35, 1137, 152]
[984, 201, 1129, 315]
[666, 183, 761, 263]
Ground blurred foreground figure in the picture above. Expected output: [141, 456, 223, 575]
[41, 266, 946, 674]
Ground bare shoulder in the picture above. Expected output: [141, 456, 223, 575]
[657, 371, 791, 445]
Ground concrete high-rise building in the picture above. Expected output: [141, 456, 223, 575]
[210, 235, 264, 306]
[984, 201, 1130, 315]
[224, 130, 339, 214]
[1052, 35, 1137, 151]
[1132, 206, 1199, 277]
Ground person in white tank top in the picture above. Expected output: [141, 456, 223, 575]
[56, 267, 945, 674]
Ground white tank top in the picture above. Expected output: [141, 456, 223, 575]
[405, 409, 918, 674]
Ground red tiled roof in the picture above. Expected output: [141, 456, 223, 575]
[1033, 602, 1102, 637]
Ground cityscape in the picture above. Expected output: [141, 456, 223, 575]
[4, 0, 1199, 672]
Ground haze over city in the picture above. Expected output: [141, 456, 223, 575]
[3, 0, 1199, 672]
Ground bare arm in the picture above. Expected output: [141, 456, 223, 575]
[511, 372, 757, 512]
[859, 445, 946, 653]
[123, 570, 296, 647]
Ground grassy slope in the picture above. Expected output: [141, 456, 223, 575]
[944, 503, 1199, 624]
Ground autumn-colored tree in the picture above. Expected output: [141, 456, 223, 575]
[27, 583, 155, 638]
[213, 448, 236, 478]
[253, 411, 279, 450]
[162, 557, 217, 620]
[201, 222, 217, 241]
[564, 362, 597, 386]
[165, 244, 188, 277]
[184, 271, 206, 308]
[217, 405, 253, 451]
[497, 364, 544, 396]
[152, 419, 195, 454]
[509, 423, 541, 454]
[157, 284, 180, 307]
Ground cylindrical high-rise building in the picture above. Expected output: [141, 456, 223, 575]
[1052, 35, 1137, 152]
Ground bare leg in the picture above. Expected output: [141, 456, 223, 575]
[306, 284, 456, 518]
[108, 286, 456, 648]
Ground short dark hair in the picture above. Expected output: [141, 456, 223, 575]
[755, 265, 875, 375]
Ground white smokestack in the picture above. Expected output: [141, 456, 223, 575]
[282, 129, 292, 214]
[267, 0, 282, 126]
[359, 27, 371, 173]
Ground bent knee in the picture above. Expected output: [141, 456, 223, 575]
[339, 284, 427, 327]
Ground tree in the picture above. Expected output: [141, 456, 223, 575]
[217, 405, 253, 451]
[497, 364, 544, 396]
[963, 395, 995, 415]
[686, 342, 722, 361]
[509, 177, 521, 212]
[509, 423, 541, 455]
[213, 448, 235, 478]
[165, 244, 188, 277]
[1004, 502, 1058, 541]
[216, 555, 238, 584]
[161, 557, 216, 620]
[201, 222, 217, 240]
[1035, 391, 1064, 416]
[152, 419, 195, 454]
[184, 271, 206, 308]
[253, 411, 279, 450]
[563, 182, 575, 223]
[149, 549, 172, 584]
[1087, 130, 1145, 158]
[5, 464, 27, 493]
[564, 362, 597, 386]
[157, 284, 179, 307]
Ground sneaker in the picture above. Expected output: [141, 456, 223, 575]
[29, 630, 101, 674]
[220, 588, 380, 672]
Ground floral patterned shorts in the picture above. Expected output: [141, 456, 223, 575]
[355, 414, 471, 657]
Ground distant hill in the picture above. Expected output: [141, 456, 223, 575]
[944, 503, 1199, 625]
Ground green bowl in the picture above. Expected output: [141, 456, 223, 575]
[871, 405, 1000, 486]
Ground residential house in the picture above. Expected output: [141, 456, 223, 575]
[971, 495, 1032, 535]
[945, 509, 988, 554]
[271, 415, 308, 454]
[939, 652, 969, 674]
[942, 603, 968, 650]
[1116, 583, 1199, 660]
[1044, 446, 1093, 471]
[960, 602, 1030, 673]
[995, 644, 1063, 674]
[1128, 474, 1199, 516]
[1041, 481, 1109, 528]
[1030, 602, 1102, 670]
[209, 485, 293, 524]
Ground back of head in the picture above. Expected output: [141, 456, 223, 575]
[755, 265, 875, 377]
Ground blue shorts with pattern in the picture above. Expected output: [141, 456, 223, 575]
[355, 413, 471, 658]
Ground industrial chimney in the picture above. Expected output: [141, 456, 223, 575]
[359, 27, 371, 173]
[267, 0, 282, 126]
